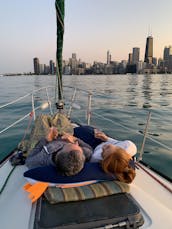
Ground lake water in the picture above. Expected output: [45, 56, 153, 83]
[0, 74, 172, 180]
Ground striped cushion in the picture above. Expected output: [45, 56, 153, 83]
[44, 180, 130, 204]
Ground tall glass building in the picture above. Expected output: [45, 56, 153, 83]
[33, 57, 40, 75]
[144, 36, 153, 64]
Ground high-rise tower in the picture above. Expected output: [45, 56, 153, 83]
[33, 57, 40, 75]
[163, 46, 172, 71]
[107, 50, 111, 65]
[49, 60, 55, 74]
[132, 47, 140, 64]
[144, 36, 153, 64]
[163, 46, 172, 61]
[128, 53, 133, 64]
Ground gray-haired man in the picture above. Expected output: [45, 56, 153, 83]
[25, 127, 93, 176]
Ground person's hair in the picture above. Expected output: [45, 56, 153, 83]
[54, 150, 85, 176]
[101, 148, 136, 183]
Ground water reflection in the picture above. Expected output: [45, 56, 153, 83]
[142, 75, 153, 108]
[142, 75, 153, 100]
[126, 75, 139, 107]
[159, 76, 171, 107]
[34, 75, 42, 89]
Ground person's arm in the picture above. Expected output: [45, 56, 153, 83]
[95, 131, 119, 144]
[77, 138, 93, 161]
[25, 138, 48, 168]
[94, 131, 108, 141]
[26, 127, 58, 168]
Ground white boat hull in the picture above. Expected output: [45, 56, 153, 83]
[0, 159, 172, 229]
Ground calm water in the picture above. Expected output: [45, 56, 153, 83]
[0, 74, 172, 180]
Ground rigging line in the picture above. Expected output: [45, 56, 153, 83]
[21, 112, 33, 141]
[55, 74, 58, 106]
[93, 111, 172, 151]
[0, 104, 42, 135]
[136, 162, 172, 194]
[63, 85, 90, 94]
[0, 113, 32, 134]
[0, 86, 54, 110]
[55, 0, 64, 28]
[93, 111, 138, 132]
[57, 61, 63, 98]
[55, 5, 64, 29]
[0, 93, 31, 109]
[55, 60, 64, 102]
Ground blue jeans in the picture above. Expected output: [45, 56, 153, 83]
[74, 125, 103, 149]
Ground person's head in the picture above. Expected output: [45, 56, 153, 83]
[101, 145, 136, 183]
[54, 143, 86, 176]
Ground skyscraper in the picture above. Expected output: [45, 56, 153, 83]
[70, 53, 77, 74]
[144, 36, 153, 64]
[163, 46, 172, 72]
[107, 50, 111, 65]
[33, 57, 40, 75]
[128, 53, 133, 64]
[132, 47, 140, 64]
[163, 46, 172, 62]
[49, 60, 55, 74]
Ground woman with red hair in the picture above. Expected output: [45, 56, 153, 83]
[91, 131, 137, 183]
[74, 126, 137, 183]
[101, 146, 136, 183]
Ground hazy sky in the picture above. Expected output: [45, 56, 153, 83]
[0, 0, 172, 73]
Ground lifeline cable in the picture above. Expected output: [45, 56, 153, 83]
[0, 166, 16, 195]
[136, 162, 172, 194]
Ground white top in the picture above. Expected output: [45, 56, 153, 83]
[90, 137, 137, 162]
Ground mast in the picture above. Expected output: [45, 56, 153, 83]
[55, 0, 65, 109]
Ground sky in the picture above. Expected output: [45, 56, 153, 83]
[0, 0, 172, 74]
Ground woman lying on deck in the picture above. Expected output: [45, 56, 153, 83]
[74, 126, 137, 183]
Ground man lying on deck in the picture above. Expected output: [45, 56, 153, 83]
[25, 127, 93, 176]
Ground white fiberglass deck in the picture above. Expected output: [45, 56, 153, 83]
[130, 164, 172, 229]
[0, 161, 36, 229]
[0, 160, 172, 229]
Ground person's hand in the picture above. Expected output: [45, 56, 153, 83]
[46, 127, 58, 142]
[61, 133, 77, 144]
[94, 130, 108, 141]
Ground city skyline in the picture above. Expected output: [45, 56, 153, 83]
[1, 0, 172, 73]
[32, 39, 172, 75]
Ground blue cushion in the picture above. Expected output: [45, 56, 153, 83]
[24, 162, 115, 184]
[74, 126, 103, 149]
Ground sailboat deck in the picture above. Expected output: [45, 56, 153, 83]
[0, 160, 172, 229]
[130, 164, 172, 228]
[0, 162, 35, 229]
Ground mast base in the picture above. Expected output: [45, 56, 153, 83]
[56, 101, 64, 110]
